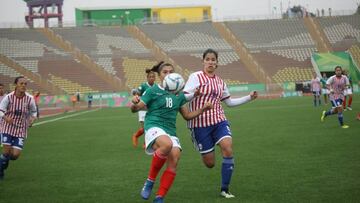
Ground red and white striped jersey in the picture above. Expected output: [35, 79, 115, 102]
[326, 75, 349, 100]
[183, 71, 230, 128]
[0, 91, 37, 138]
[311, 77, 321, 92]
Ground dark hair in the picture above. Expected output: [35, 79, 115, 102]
[335, 66, 342, 71]
[150, 61, 173, 75]
[0, 83, 3, 86]
[145, 68, 156, 75]
[14, 76, 25, 84]
[202, 48, 218, 60]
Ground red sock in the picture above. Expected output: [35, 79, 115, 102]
[148, 150, 167, 181]
[134, 127, 144, 138]
[343, 97, 347, 108]
[157, 168, 176, 197]
[348, 96, 352, 107]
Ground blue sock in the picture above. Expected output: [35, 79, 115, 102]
[0, 154, 10, 170]
[313, 99, 316, 106]
[338, 113, 344, 126]
[221, 157, 234, 192]
[325, 109, 333, 117]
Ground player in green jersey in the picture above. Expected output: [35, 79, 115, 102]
[130, 61, 212, 203]
[132, 68, 156, 148]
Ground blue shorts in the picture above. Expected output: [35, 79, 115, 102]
[331, 99, 343, 108]
[190, 120, 232, 154]
[312, 91, 320, 96]
[1, 133, 25, 150]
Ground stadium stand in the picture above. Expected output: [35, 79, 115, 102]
[226, 18, 317, 82]
[318, 15, 360, 51]
[139, 22, 257, 84]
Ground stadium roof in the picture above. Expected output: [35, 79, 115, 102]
[76, 4, 210, 11]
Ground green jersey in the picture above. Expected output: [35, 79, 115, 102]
[138, 82, 155, 96]
[141, 84, 187, 136]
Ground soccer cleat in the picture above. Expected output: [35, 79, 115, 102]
[132, 134, 138, 148]
[321, 111, 326, 122]
[153, 196, 164, 203]
[141, 179, 154, 200]
[346, 107, 352, 111]
[220, 191, 235, 198]
[341, 125, 349, 129]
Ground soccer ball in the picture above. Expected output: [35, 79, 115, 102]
[163, 73, 185, 93]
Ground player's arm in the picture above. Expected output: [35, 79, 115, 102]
[130, 95, 146, 113]
[183, 73, 200, 101]
[221, 82, 257, 107]
[179, 102, 213, 120]
[29, 97, 37, 126]
[326, 77, 333, 93]
[0, 95, 13, 124]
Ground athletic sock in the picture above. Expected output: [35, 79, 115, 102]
[338, 112, 344, 126]
[348, 97, 352, 107]
[221, 157, 234, 192]
[148, 150, 167, 181]
[157, 168, 176, 197]
[134, 127, 144, 138]
[0, 154, 10, 170]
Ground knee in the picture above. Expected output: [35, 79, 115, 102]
[159, 140, 173, 155]
[222, 147, 233, 157]
[203, 159, 215, 168]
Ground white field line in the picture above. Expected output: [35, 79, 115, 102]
[32, 109, 100, 127]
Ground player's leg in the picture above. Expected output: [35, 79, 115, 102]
[154, 139, 181, 202]
[141, 128, 173, 200]
[190, 126, 216, 168]
[317, 92, 321, 105]
[342, 95, 347, 109]
[0, 134, 13, 179]
[336, 102, 348, 128]
[312, 92, 317, 106]
[132, 111, 146, 147]
[347, 94, 353, 110]
[322, 99, 338, 121]
[215, 121, 235, 198]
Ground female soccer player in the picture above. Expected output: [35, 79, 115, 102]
[183, 48, 258, 198]
[130, 62, 212, 203]
[132, 68, 156, 148]
[321, 66, 350, 128]
[310, 73, 322, 106]
[0, 76, 37, 180]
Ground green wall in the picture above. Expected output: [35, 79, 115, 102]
[75, 8, 151, 26]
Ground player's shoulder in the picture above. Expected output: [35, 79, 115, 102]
[25, 92, 34, 99]
[189, 71, 203, 77]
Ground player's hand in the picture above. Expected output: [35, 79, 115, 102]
[4, 116, 13, 124]
[132, 95, 140, 104]
[194, 88, 202, 97]
[250, 91, 258, 100]
[29, 117, 36, 127]
[202, 102, 213, 112]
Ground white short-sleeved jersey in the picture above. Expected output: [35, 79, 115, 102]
[183, 71, 230, 128]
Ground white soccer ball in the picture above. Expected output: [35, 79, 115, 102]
[163, 73, 185, 93]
